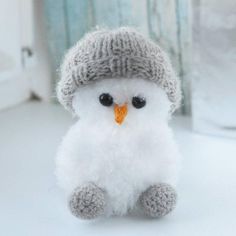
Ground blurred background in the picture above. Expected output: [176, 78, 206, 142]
[0, 1, 236, 235]
[0, 0, 235, 137]
[1, 0, 235, 138]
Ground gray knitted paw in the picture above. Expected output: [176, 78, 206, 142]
[68, 183, 106, 219]
[139, 183, 177, 218]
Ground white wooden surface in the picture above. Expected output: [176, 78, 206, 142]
[0, 0, 52, 110]
[0, 0, 31, 110]
[0, 101, 236, 236]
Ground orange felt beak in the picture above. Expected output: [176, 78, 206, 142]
[114, 104, 128, 125]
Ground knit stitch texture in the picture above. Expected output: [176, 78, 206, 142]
[68, 183, 106, 219]
[139, 183, 177, 218]
[57, 27, 181, 113]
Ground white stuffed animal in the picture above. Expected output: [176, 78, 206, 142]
[56, 27, 182, 219]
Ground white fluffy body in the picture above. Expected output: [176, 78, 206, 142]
[56, 78, 181, 216]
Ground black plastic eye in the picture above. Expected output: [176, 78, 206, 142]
[132, 96, 146, 109]
[99, 93, 113, 106]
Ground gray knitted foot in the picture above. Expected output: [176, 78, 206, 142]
[68, 183, 106, 219]
[139, 183, 177, 218]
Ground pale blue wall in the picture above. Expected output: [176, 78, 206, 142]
[44, 0, 191, 113]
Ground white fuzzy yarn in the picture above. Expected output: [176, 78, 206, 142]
[56, 78, 181, 216]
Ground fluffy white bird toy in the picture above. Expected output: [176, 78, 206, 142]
[56, 27, 182, 219]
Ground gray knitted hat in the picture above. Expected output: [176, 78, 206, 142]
[57, 27, 181, 113]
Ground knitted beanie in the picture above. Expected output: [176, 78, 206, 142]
[57, 27, 181, 113]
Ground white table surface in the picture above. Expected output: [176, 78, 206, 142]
[0, 101, 236, 236]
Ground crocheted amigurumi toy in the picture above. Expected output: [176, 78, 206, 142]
[56, 27, 182, 219]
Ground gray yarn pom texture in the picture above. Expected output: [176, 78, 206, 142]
[68, 183, 106, 219]
[139, 183, 177, 218]
[57, 27, 181, 113]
